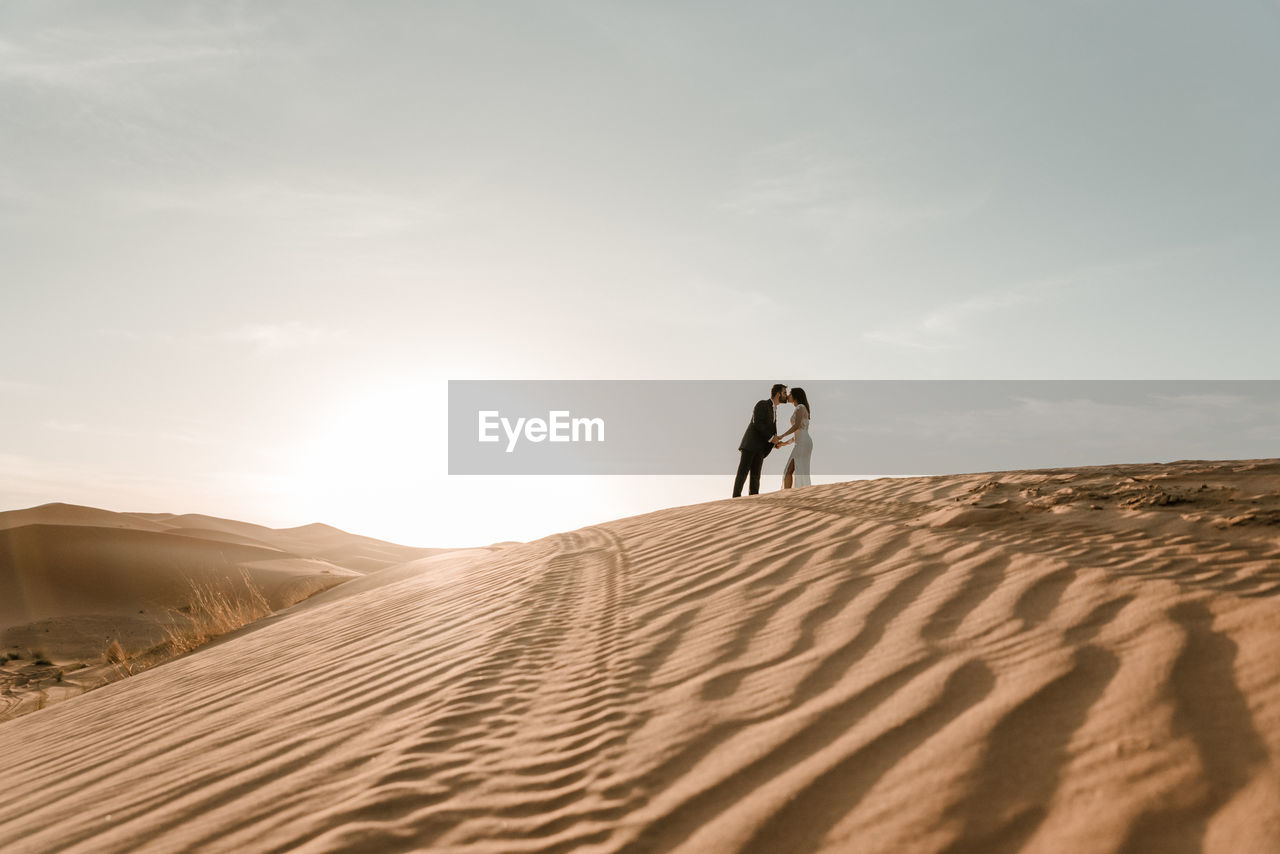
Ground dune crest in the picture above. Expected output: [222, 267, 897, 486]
[4, 460, 1280, 852]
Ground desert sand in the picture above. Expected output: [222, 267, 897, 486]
[0, 504, 441, 719]
[3, 460, 1280, 852]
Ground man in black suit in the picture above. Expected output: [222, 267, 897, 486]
[733, 383, 787, 497]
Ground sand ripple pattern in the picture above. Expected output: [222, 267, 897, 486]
[3, 460, 1280, 852]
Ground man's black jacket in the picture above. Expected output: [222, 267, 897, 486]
[738, 399, 776, 458]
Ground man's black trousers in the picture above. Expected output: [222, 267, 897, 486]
[733, 450, 764, 497]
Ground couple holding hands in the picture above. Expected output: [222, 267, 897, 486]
[733, 383, 813, 497]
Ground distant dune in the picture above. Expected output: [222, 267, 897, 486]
[3, 461, 1280, 852]
[0, 503, 442, 570]
[0, 503, 443, 720]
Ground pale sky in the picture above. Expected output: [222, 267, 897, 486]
[3, 1, 1278, 546]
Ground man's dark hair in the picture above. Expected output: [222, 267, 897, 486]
[770, 383, 787, 399]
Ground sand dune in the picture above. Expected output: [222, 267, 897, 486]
[1, 524, 355, 624]
[4, 460, 1280, 852]
[159, 525, 293, 551]
[0, 502, 172, 533]
[0, 505, 440, 721]
[2, 504, 443, 572]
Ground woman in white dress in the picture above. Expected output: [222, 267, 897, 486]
[777, 387, 812, 489]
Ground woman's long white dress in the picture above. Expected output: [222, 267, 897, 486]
[787, 404, 812, 487]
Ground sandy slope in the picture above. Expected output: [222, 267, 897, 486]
[0, 504, 440, 721]
[0, 524, 353, 627]
[0, 503, 443, 647]
[3, 460, 1280, 853]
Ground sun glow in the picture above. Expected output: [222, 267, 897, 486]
[282, 379, 628, 547]
[286, 380, 442, 544]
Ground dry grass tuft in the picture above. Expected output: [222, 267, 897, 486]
[104, 640, 127, 664]
[160, 570, 274, 656]
[2, 570, 323, 723]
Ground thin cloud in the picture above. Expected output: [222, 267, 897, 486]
[0, 23, 245, 96]
[42, 417, 212, 445]
[864, 287, 1037, 351]
[863, 249, 1192, 352]
[623, 279, 784, 331]
[117, 180, 441, 240]
[0, 0, 272, 87]
[43, 419, 91, 434]
[0, 41, 240, 90]
[0, 378, 40, 393]
[90, 322, 348, 356]
[223, 321, 348, 353]
[92, 328, 181, 344]
[721, 135, 990, 235]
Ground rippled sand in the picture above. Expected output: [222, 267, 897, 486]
[4, 460, 1280, 853]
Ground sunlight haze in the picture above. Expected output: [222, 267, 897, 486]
[3, 0, 1278, 545]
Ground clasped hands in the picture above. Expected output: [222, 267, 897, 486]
[770, 435, 793, 449]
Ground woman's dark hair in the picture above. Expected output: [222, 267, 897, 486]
[790, 387, 810, 416]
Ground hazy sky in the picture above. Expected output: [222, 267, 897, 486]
[3, 1, 1278, 545]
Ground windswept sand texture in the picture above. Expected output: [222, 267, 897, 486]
[4, 461, 1280, 852]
